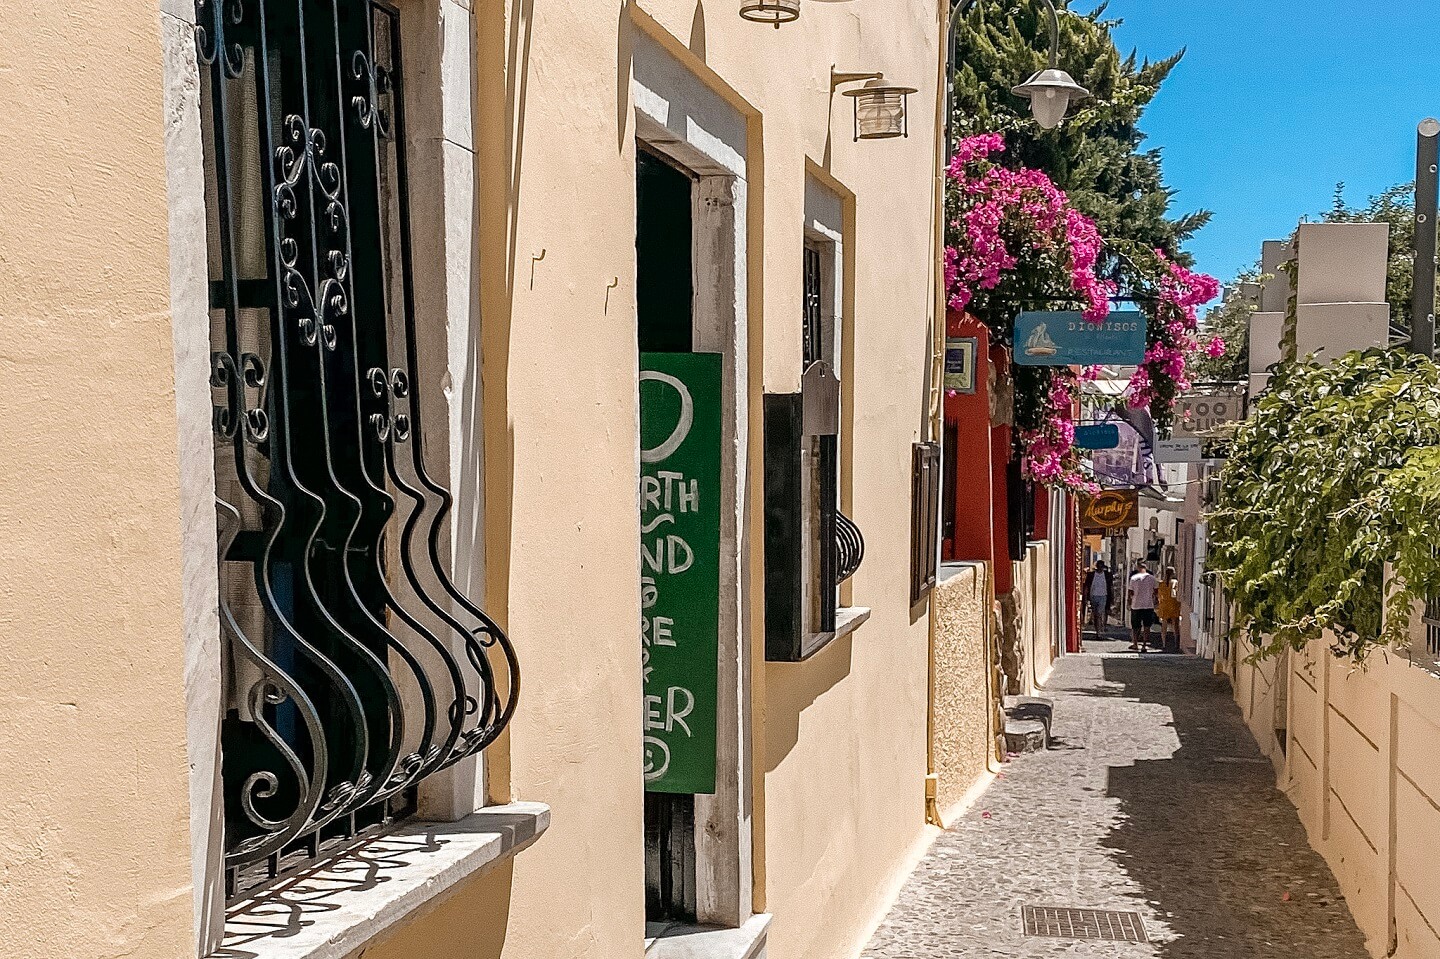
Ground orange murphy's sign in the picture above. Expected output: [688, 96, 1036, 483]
[1080, 490, 1140, 533]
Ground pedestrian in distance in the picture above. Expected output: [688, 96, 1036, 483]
[1128, 561, 1159, 653]
[1157, 564, 1182, 654]
[1082, 560, 1113, 638]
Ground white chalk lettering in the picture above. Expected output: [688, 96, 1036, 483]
[676, 478, 699, 513]
[642, 686, 695, 738]
[642, 615, 675, 648]
[666, 686, 694, 736]
[642, 534, 693, 574]
[667, 536, 693, 575]
[641, 475, 662, 512]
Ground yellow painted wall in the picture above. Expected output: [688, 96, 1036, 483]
[365, 0, 943, 957]
[930, 564, 997, 821]
[1230, 628, 1440, 959]
[0, 0, 942, 954]
[0, 3, 197, 958]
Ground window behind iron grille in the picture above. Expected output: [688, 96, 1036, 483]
[803, 245, 839, 632]
[195, 0, 518, 898]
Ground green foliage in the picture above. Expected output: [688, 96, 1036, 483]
[951, 1, 1210, 262]
[1207, 349, 1440, 661]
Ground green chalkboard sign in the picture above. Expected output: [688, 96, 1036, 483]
[640, 353, 721, 795]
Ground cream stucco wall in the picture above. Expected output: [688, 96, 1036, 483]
[364, 0, 944, 957]
[930, 564, 998, 821]
[2, 0, 944, 954]
[1228, 627, 1440, 959]
[0, 3, 197, 958]
[1014, 541, 1057, 694]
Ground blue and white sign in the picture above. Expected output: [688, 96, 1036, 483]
[1074, 424, 1121, 450]
[1013, 310, 1147, 367]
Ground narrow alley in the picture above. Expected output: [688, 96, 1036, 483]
[863, 642, 1371, 958]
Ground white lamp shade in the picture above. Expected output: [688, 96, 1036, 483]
[856, 90, 904, 138]
[1012, 68, 1090, 130]
[1031, 88, 1069, 129]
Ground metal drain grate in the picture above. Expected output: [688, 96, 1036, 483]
[1021, 906, 1149, 942]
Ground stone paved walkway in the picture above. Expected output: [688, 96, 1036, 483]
[862, 639, 1370, 958]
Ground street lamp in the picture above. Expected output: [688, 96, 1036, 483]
[1010, 1, 1090, 130]
[945, 0, 1090, 153]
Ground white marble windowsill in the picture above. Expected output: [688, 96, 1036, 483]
[645, 914, 771, 959]
[213, 802, 549, 959]
[798, 606, 872, 660]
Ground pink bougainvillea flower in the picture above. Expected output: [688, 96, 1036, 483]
[943, 132, 1219, 480]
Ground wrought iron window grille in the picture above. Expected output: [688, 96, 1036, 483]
[195, 0, 518, 898]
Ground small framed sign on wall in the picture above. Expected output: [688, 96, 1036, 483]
[944, 337, 978, 394]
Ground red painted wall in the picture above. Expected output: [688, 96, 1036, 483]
[942, 313, 994, 565]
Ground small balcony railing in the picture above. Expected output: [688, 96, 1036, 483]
[837, 509, 864, 583]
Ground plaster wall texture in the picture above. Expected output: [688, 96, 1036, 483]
[0, 3, 197, 958]
[1295, 223, 1390, 306]
[1249, 312, 1285, 373]
[0, 0, 942, 955]
[1225, 221, 1435, 957]
[1013, 541, 1056, 694]
[1228, 629, 1440, 959]
[362, 0, 943, 957]
[929, 564, 996, 820]
[1260, 239, 1295, 314]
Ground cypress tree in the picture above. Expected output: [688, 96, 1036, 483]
[952, 1, 1210, 264]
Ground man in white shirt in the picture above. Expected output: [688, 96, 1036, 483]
[1128, 561, 1159, 653]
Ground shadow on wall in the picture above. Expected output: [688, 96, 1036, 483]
[764, 634, 855, 773]
[216, 826, 516, 959]
[1090, 657, 1369, 958]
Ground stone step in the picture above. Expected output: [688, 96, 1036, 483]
[1002, 696, 1053, 754]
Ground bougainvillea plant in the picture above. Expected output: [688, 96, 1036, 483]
[944, 133, 1221, 484]
[1122, 247, 1224, 433]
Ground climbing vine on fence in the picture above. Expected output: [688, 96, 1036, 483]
[1208, 349, 1440, 661]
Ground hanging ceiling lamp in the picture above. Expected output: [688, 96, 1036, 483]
[739, 0, 800, 28]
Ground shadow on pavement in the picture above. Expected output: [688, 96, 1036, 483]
[1092, 655, 1369, 958]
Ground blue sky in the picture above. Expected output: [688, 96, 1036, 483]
[1101, 0, 1440, 284]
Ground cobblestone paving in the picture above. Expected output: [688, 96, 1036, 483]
[862, 639, 1371, 958]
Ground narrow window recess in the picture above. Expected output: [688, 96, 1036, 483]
[645, 913, 772, 959]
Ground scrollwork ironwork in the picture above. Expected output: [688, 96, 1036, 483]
[199, 0, 518, 896]
[196, 0, 245, 79]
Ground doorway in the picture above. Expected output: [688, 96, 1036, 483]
[637, 146, 701, 922]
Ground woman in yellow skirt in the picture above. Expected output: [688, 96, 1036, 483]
[1156, 565, 1182, 654]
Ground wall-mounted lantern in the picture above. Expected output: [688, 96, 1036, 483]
[739, 0, 800, 28]
[833, 71, 918, 141]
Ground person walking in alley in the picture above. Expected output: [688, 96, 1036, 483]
[1128, 561, 1159, 652]
[1157, 565, 1183, 653]
[1083, 560, 1113, 637]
